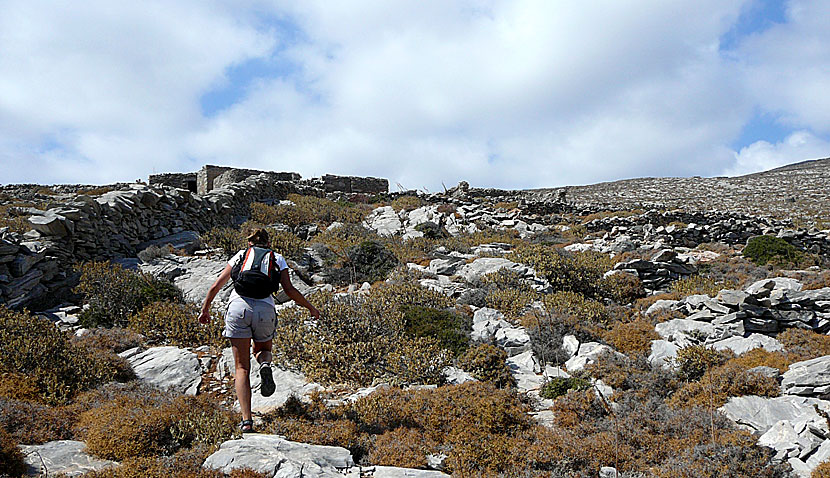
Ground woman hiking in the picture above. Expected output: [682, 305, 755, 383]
[199, 227, 320, 433]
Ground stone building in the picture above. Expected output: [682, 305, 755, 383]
[196, 165, 301, 195]
[322, 174, 388, 194]
[148, 172, 198, 192]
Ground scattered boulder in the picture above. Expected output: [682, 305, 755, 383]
[19, 440, 117, 477]
[203, 435, 354, 477]
[123, 346, 201, 395]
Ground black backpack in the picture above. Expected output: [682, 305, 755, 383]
[230, 247, 281, 299]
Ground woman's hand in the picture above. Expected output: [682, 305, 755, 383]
[308, 305, 321, 320]
[198, 310, 211, 324]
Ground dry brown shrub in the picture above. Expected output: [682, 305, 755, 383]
[779, 328, 830, 363]
[79, 395, 237, 461]
[813, 461, 830, 478]
[553, 389, 608, 429]
[457, 344, 515, 388]
[0, 372, 42, 402]
[71, 327, 145, 354]
[369, 427, 433, 469]
[803, 271, 830, 291]
[667, 363, 780, 409]
[0, 426, 27, 477]
[128, 301, 223, 348]
[0, 398, 77, 444]
[727, 348, 790, 373]
[602, 318, 659, 356]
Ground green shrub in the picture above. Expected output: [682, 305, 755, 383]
[128, 301, 223, 348]
[200, 227, 246, 256]
[674, 345, 730, 382]
[274, 283, 452, 386]
[539, 376, 592, 399]
[385, 336, 451, 385]
[743, 234, 806, 266]
[509, 245, 614, 298]
[0, 307, 119, 404]
[0, 426, 26, 477]
[332, 240, 399, 285]
[269, 229, 307, 261]
[457, 344, 515, 388]
[402, 305, 471, 356]
[75, 261, 183, 328]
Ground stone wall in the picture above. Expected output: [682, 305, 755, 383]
[322, 174, 388, 194]
[149, 172, 198, 192]
[1, 173, 310, 309]
[196, 165, 232, 195]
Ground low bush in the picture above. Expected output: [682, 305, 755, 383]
[77, 445, 260, 478]
[338, 240, 399, 285]
[0, 427, 27, 478]
[402, 305, 470, 357]
[200, 227, 245, 256]
[540, 377, 592, 399]
[128, 301, 223, 348]
[481, 268, 540, 319]
[670, 275, 730, 298]
[269, 229, 307, 261]
[274, 283, 453, 386]
[368, 427, 433, 469]
[673, 345, 731, 382]
[814, 462, 830, 478]
[457, 344, 515, 388]
[386, 336, 451, 385]
[584, 353, 678, 399]
[743, 234, 807, 267]
[75, 261, 183, 328]
[389, 195, 424, 212]
[655, 443, 790, 477]
[778, 328, 830, 363]
[668, 363, 781, 409]
[71, 327, 146, 354]
[509, 244, 615, 298]
[251, 195, 370, 228]
[602, 318, 660, 356]
[0, 397, 77, 444]
[601, 272, 646, 304]
[0, 307, 119, 404]
[727, 348, 790, 373]
[79, 395, 238, 461]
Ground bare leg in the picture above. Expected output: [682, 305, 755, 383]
[230, 337, 252, 421]
[253, 339, 273, 365]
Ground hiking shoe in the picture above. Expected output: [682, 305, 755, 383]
[260, 364, 276, 397]
[240, 419, 254, 433]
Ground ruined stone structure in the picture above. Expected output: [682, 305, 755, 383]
[196, 165, 301, 195]
[322, 174, 388, 194]
[148, 172, 198, 192]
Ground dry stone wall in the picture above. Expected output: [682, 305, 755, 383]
[0, 174, 311, 309]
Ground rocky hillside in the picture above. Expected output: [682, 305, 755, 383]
[2, 159, 830, 478]
[533, 157, 830, 224]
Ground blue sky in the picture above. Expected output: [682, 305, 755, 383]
[1, 0, 828, 189]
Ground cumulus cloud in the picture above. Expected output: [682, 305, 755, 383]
[725, 131, 830, 176]
[0, 0, 827, 188]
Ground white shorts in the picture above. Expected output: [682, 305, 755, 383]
[223, 296, 277, 342]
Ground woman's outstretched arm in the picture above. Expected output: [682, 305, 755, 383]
[199, 264, 232, 323]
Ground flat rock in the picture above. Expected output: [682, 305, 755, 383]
[455, 257, 526, 283]
[124, 346, 201, 395]
[363, 206, 404, 237]
[720, 395, 830, 434]
[648, 340, 679, 369]
[783, 356, 830, 398]
[645, 299, 679, 316]
[20, 440, 117, 477]
[654, 319, 714, 342]
[565, 342, 619, 372]
[203, 434, 353, 477]
[346, 466, 450, 477]
[710, 334, 783, 355]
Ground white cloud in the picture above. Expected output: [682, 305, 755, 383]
[725, 131, 830, 176]
[1, 0, 828, 189]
